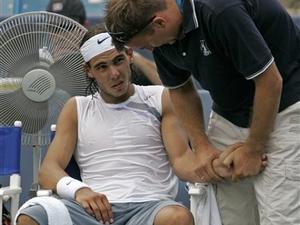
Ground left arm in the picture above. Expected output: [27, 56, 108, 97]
[161, 89, 232, 182]
[248, 62, 282, 151]
[223, 62, 282, 180]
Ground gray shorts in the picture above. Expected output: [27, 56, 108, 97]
[19, 199, 183, 225]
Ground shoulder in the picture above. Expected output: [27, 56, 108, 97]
[194, 0, 242, 14]
[135, 84, 164, 96]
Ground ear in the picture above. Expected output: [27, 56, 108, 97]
[125, 48, 134, 62]
[83, 63, 93, 78]
[152, 16, 166, 29]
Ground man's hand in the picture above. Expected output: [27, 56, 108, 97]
[194, 144, 223, 182]
[212, 143, 244, 179]
[221, 143, 267, 181]
[75, 187, 113, 224]
[212, 158, 232, 179]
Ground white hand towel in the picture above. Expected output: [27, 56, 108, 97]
[195, 183, 222, 225]
[14, 196, 72, 225]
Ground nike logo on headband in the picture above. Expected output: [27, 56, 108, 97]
[97, 37, 109, 45]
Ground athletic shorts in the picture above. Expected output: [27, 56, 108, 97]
[18, 198, 183, 225]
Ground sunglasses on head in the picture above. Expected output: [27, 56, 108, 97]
[106, 16, 156, 43]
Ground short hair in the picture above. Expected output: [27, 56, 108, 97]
[80, 23, 131, 95]
[105, 0, 166, 50]
[80, 24, 107, 96]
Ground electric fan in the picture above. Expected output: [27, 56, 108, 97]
[0, 11, 88, 184]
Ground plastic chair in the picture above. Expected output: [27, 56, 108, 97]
[0, 121, 22, 225]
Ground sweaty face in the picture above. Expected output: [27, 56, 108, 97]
[87, 49, 134, 104]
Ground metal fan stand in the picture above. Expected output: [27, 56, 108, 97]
[22, 61, 57, 197]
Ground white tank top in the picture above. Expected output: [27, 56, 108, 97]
[75, 85, 178, 203]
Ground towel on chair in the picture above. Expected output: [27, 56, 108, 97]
[14, 196, 72, 225]
[196, 183, 222, 225]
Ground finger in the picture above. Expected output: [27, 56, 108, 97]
[232, 172, 242, 182]
[96, 197, 113, 224]
[223, 152, 235, 168]
[219, 142, 243, 162]
[89, 201, 102, 221]
[102, 197, 113, 223]
[262, 160, 267, 167]
[200, 170, 210, 182]
[259, 165, 265, 173]
[207, 162, 223, 182]
[81, 202, 94, 216]
[262, 154, 268, 162]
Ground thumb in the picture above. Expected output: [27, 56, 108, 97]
[219, 142, 243, 162]
[223, 152, 235, 168]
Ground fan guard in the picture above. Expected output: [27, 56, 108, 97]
[0, 11, 88, 146]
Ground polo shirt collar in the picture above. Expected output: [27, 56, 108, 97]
[182, 0, 199, 33]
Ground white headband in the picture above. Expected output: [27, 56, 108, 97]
[80, 32, 115, 62]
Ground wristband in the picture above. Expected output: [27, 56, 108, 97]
[56, 176, 89, 200]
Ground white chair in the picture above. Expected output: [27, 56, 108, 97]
[0, 121, 22, 225]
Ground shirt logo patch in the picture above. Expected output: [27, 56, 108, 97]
[200, 40, 212, 56]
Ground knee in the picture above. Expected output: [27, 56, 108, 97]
[167, 207, 194, 225]
[16, 214, 39, 225]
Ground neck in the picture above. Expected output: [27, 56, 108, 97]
[100, 83, 135, 104]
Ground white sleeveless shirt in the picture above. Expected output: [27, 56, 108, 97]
[75, 85, 178, 203]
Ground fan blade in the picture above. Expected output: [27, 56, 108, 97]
[0, 90, 48, 134]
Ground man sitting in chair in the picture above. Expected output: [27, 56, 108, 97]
[16, 25, 263, 225]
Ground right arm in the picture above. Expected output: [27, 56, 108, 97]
[38, 97, 113, 224]
[38, 97, 78, 190]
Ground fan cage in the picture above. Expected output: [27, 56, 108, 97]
[0, 11, 88, 146]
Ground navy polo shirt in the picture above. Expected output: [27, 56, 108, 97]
[153, 0, 300, 127]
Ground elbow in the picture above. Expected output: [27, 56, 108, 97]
[272, 71, 283, 95]
[38, 167, 46, 187]
[38, 164, 51, 188]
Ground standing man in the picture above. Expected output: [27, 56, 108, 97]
[105, 0, 300, 225]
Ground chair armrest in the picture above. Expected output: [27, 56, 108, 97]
[36, 189, 53, 197]
[0, 186, 22, 202]
[188, 183, 207, 195]
[0, 186, 22, 196]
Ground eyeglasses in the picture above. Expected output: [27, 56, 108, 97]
[106, 16, 156, 44]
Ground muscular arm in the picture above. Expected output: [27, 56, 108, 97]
[248, 62, 282, 151]
[168, 79, 208, 149]
[161, 88, 229, 182]
[168, 79, 222, 181]
[38, 97, 78, 191]
[38, 97, 113, 223]
[223, 62, 282, 179]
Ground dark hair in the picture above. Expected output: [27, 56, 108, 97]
[105, 0, 166, 50]
[80, 24, 107, 96]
